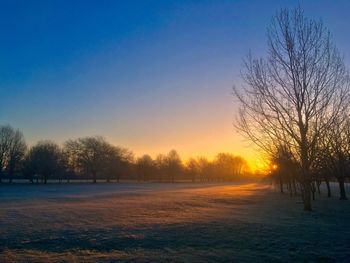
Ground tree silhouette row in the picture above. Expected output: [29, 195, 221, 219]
[0, 125, 251, 184]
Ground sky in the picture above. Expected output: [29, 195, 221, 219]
[0, 0, 350, 169]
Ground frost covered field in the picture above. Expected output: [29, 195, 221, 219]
[0, 183, 350, 262]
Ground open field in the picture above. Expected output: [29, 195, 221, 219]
[0, 182, 350, 262]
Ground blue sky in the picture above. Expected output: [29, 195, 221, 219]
[1, 0, 350, 162]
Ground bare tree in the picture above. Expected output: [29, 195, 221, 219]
[104, 146, 133, 182]
[185, 158, 199, 183]
[165, 150, 182, 183]
[234, 8, 349, 210]
[64, 136, 133, 183]
[313, 142, 335, 198]
[7, 129, 27, 183]
[155, 154, 167, 182]
[0, 126, 14, 182]
[196, 157, 213, 182]
[270, 145, 299, 196]
[136, 154, 155, 182]
[24, 141, 63, 184]
[316, 116, 350, 200]
[0, 125, 27, 183]
[214, 153, 248, 181]
[64, 136, 110, 183]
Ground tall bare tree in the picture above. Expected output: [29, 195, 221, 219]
[234, 8, 349, 210]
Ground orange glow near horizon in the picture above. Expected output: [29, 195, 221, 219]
[110, 130, 267, 173]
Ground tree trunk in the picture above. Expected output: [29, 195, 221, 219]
[279, 173, 284, 194]
[92, 172, 97, 183]
[316, 181, 321, 194]
[338, 177, 347, 200]
[325, 178, 331, 197]
[311, 183, 315, 201]
[300, 129, 312, 211]
[302, 180, 312, 211]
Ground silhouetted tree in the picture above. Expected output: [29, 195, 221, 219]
[155, 154, 167, 182]
[317, 117, 350, 199]
[185, 158, 199, 183]
[165, 150, 182, 183]
[313, 149, 333, 197]
[197, 157, 213, 182]
[64, 136, 111, 183]
[104, 146, 133, 182]
[214, 153, 248, 181]
[7, 129, 27, 183]
[136, 154, 155, 182]
[270, 145, 299, 196]
[24, 141, 63, 184]
[0, 125, 27, 183]
[60, 151, 75, 183]
[234, 7, 350, 210]
[64, 136, 133, 183]
[0, 126, 14, 182]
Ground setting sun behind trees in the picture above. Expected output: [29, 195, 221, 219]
[1, 2, 350, 262]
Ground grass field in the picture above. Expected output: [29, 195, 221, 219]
[0, 182, 349, 262]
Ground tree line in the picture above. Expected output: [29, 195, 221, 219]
[235, 7, 350, 210]
[0, 125, 252, 184]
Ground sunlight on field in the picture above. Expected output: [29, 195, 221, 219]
[1, 183, 350, 262]
[0, 183, 266, 229]
[0, 183, 269, 262]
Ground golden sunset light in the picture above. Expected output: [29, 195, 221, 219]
[1, 1, 350, 262]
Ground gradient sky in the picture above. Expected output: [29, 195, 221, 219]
[1, 0, 349, 168]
